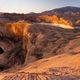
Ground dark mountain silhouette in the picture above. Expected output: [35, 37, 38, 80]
[42, 6, 80, 15]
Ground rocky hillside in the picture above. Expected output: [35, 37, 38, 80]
[0, 21, 79, 79]
[0, 22, 79, 67]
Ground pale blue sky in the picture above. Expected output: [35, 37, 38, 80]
[0, 0, 80, 13]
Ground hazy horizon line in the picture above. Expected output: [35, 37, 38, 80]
[0, 6, 80, 14]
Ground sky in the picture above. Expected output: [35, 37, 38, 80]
[0, 0, 80, 13]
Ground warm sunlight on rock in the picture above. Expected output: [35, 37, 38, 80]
[53, 23, 74, 29]
[6, 21, 30, 39]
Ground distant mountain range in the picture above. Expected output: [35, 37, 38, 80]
[42, 6, 80, 14]
[0, 6, 80, 27]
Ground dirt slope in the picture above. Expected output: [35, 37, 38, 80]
[0, 54, 80, 80]
[20, 54, 80, 75]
